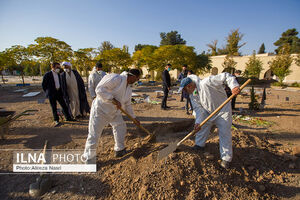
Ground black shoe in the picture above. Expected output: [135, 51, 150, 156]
[192, 145, 205, 151]
[161, 107, 167, 110]
[54, 121, 61, 127]
[220, 160, 230, 169]
[186, 111, 191, 115]
[165, 106, 171, 109]
[115, 149, 128, 158]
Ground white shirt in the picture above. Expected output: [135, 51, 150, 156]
[51, 70, 60, 89]
[188, 73, 239, 124]
[88, 69, 106, 98]
[94, 72, 135, 118]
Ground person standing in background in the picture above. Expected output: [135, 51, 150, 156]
[178, 64, 188, 102]
[42, 62, 74, 127]
[88, 61, 106, 100]
[161, 64, 171, 110]
[61, 61, 90, 119]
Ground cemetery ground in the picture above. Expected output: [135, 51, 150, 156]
[0, 83, 299, 200]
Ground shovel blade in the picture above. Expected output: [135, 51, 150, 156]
[157, 142, 178, 160]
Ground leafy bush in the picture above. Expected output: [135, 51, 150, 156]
[290, 82, 300, 87]
[248, 86, 260, 110]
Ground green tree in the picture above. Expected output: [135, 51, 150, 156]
[195, 53, 212, 74]
[274, 28, 300, 54]
[0, 51, 10, 84]
[207, 40, 218, 56]
[28, 37, 73, 72]
[98, 41, 114, 53]
[134, 44, 156, 52]
[23, 60, 40, 76]
[73, 48, 97, 83]
[217, 46, 229, 55]
[222, 55, 237, 74]
[4, 45, 31, 84]
[258, 43, 265, 54]
[269, 44, 293, 84]
[244, 51, 263, 78]
[132, 45, 158, 69]
[151, 45, 196, 72]
[160, 31, 186, 46]
[96, 48, 132, 73]
[225, 29, 246, 56]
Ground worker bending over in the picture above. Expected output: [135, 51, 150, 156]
[178, 72, 240, 169]
[84, 69, 141, 161]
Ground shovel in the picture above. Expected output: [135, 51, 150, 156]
[29, 140, 52, 197]
[112, 101, 157, 142]
[158, 79, 251, 160]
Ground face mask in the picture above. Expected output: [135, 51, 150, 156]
[167, 68, 171, 71]
[55, 68, 61, 73]
[97, 70, 102, 74]
[64, 68, 70, 73]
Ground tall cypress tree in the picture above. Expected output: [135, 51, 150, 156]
[258, 43, 265, 54]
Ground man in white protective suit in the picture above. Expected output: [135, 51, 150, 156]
[88, 61, 107, 100]
[84, 69, 141, 161]
[178, 72, 240, 169]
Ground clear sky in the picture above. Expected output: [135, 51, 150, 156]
[0, 0, 299, 55]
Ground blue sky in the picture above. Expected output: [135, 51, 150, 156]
[0, 0, 299, 55]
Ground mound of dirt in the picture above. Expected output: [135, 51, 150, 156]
[39, 129, 299, 200]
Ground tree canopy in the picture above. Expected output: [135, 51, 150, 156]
[207, 40, 218, 56]
[244, 51, 263, 78]
[225, 29, 246, 56]
[98, 41, 114, 53]
[160, 31, 186, 46]
[132, 45, 158, 69]
[28, 37, 73, 63]
[222, 55, 237, 74]
[207, 29, 245, 56]
[269, 44, 293, 83]
[96, 48, 132, 73]
[73, 48, 97, 82]
[274, 28, 300, 54]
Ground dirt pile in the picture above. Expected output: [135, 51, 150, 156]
[40, 129, 299, 200]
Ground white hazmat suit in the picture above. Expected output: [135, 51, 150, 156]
[188, 72, 239, 162]
[84, 72, 135, 160]
[88, 67, 106, 99]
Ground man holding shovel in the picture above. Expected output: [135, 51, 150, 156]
[83, 69, 141, 161]
[178, 72, 240, 169]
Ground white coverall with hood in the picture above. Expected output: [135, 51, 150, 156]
[84, 72, 135, 160]
[88, 67, 107, 99]
[188, 72, 239, 162]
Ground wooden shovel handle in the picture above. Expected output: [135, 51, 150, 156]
[112, 101, 152, 136]
[177, 79, 251, 146]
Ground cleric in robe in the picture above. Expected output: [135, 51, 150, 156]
[60, 61, 90, 119]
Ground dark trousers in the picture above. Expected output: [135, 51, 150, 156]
[231, 96, 236, 110]
[180, 91, 184, 101]
[186, 95, 193, 111]
[161, 86, 169, 108]
[49, 89, 71, 121]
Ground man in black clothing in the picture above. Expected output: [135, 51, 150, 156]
[42, 62, 74, 127]
[161, 64, 171, 110]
